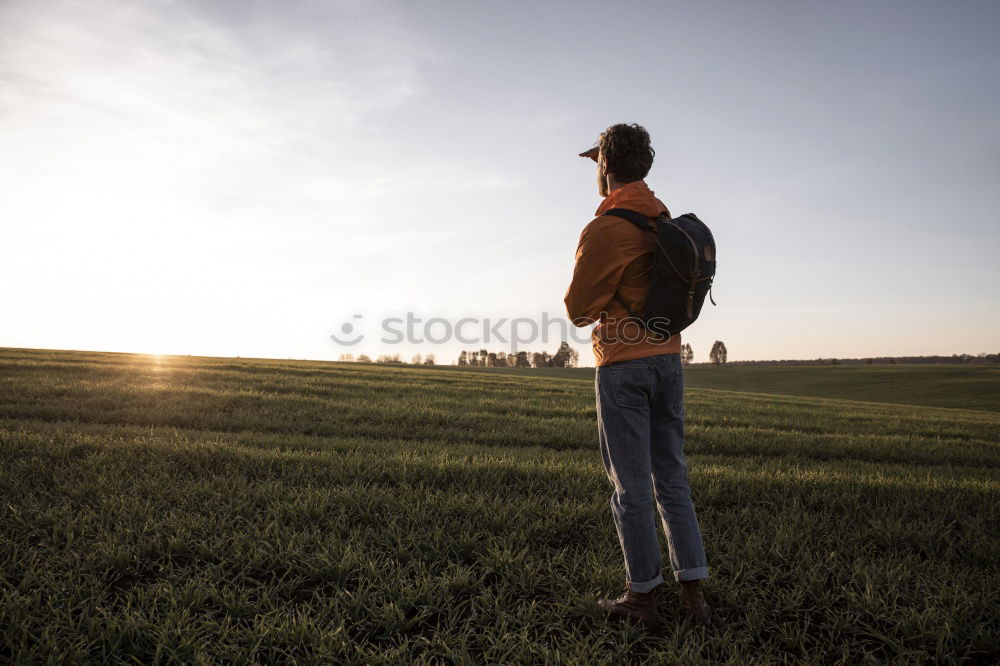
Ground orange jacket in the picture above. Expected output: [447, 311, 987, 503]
[564, 180, 681, 366]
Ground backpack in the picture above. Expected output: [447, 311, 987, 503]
[600, 208, 717, 339]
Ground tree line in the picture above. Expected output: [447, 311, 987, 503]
[338, 353, 437, 365]
[457, 342, 580, 368]
[337, 341, 732, 368]
[681, 341, 728, 366]
[713, 353, 1000, 366]
[337, 345, 998, 368]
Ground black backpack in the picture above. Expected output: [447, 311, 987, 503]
[600, 208, 717, 339]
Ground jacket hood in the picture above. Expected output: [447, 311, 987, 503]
[595, 180, 669, 219]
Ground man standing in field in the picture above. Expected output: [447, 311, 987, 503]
[565, 123, 711, 628]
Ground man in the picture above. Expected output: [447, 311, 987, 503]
[565, 123, 711, 628]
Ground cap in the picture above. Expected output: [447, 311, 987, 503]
[578, 146, 599, 161]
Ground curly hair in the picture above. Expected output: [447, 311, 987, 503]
[598, 123, 655, 182]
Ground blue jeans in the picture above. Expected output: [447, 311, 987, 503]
[596, 353, 709, 592]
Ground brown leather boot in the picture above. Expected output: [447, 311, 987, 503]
[679, 580, 711, 626]
[597, 583, 661, 628]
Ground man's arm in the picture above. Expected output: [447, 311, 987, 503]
[564, 221, 626, 326]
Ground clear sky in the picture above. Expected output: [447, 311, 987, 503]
[2, 0, 998, 365]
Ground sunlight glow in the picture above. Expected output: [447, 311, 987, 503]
[1, 0, 997, 364]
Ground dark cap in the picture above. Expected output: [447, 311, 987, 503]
[578, 146, 599, 161]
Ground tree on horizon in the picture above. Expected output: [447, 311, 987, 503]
[551, 341, 580, 368]
[710, 340, 728, 366]
[681, 343, 694, 365]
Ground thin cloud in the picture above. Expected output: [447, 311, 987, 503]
[0, 0, 435, 222]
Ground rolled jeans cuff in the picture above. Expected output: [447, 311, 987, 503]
[628, 572, 664, 593]
[674, 566, 709, 583]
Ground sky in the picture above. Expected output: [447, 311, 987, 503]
[1, 0, 998, 365]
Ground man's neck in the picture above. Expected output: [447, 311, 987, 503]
[604, 177, 638, 198]
[607, 176, 627, 193]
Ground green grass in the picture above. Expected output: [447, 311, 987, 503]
[682, 364, 1000, 412]
[440, 362, 1000, 412]
[1, 347, 998, 663]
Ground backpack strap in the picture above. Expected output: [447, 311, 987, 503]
[599, 208, 668, 324]
[613, 292, 642, 321]
[600, 208, 658, 232]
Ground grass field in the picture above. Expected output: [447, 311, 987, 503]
[438, 363, 1000, 412]
[682, 364, 1000, 412]
[1, 347, 998, 663]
